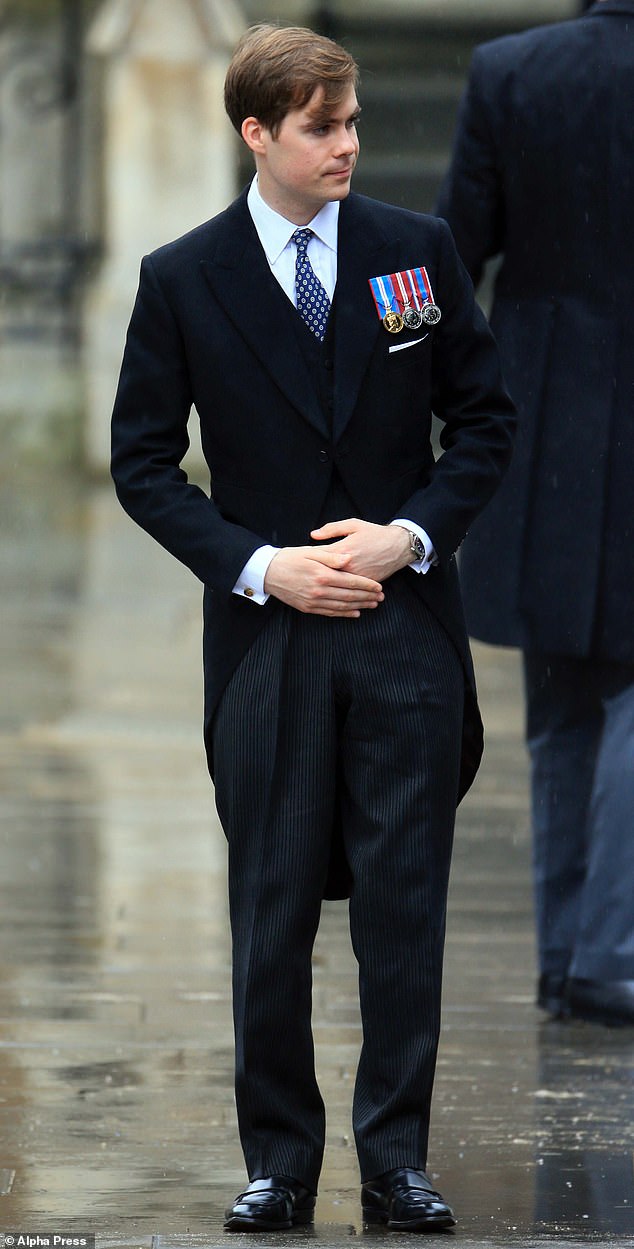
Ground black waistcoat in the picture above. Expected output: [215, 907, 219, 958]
[292, 300, 360, 524]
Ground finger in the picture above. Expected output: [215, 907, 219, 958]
[311, 577, 384, 597]
[308, 601, 379, 617]
[303, 547, 352, 568]
[302, 554, 383, 592]
[297, 580, 382, 605]
[313, 593, 383, 609]
[335, 575, 384, 594]
[310, 520, 359, 540]
[329, 584, 384, 601]
[308, 596, 383, 614]
[320, 609, 361, 618]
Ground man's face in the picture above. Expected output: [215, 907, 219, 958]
[247, 84, 360, 224]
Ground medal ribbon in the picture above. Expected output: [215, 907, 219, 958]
[368, 267, 437, 321]
[408, 266, 435, 308]
[404, 270, 421, 311]
[369, 273, 398, 319]
[394, 270, 412, 312]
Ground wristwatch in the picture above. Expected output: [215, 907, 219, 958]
[407, 530, 426, 562]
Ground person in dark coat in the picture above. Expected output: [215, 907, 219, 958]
[111, 24, 515, 1230]
[436, 0, 634, 1026]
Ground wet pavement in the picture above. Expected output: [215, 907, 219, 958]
[0, 472, 632, 1248]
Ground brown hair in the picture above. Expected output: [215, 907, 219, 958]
[224, 24, 359, 138]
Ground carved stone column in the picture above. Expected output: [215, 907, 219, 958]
[84, 0, 244, 469]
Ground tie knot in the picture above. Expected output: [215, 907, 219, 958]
[292, 227, 313, 255]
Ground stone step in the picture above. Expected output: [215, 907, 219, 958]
[316, 18, 503, 212]
[359, 73, 466, 158]
[352, 161, 445, 216]
[328, 16, 511, 72]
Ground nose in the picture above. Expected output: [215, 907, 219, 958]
[334, 125, 358, 159]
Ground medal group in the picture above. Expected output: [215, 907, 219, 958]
[369, 266, 441, 334]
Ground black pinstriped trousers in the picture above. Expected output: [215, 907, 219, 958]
[212, 571, 463, 1192]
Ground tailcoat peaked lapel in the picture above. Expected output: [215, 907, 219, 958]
[331, 194, 395, 442]
[200, 192, 328, 439]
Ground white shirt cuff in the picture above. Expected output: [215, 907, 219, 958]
[390, 520, 438, 575]
[232, 545, 279, 604]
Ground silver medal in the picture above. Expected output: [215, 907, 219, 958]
[402, 306, 423, 330]
[422, 303, 442, 326]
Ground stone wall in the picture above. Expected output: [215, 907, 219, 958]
[0, 9, 101, 466]
[241, 0, 578, 25]
[83, 0, 244, 470]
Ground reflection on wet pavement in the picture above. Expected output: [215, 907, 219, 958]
[0, 475, 632, 1247]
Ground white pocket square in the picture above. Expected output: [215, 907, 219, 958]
[388, 334, 429, 354]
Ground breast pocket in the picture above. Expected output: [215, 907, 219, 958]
[387, 333, 431, 371]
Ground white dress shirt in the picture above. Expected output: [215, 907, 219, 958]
[247, 174, 339, 304]
[233, 176, 436, 603]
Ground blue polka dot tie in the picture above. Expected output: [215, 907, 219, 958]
[292, 227, 331, 342]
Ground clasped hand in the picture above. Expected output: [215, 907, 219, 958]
[263, 518, 412, 617]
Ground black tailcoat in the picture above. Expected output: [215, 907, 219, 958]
[111, 189, 515, 829]
[437, 0, 634, 662]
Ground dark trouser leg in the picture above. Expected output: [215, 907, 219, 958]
[570, 667, 634, 979]
[523, 652, 601, 981]
[213, 580, 465, 1189]
[335, 578, 463, 1180]
[212, 610, 336, 1193]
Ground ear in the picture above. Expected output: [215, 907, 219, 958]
[241, 116, 268, 155]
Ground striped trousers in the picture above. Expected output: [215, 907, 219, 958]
[212, 571, 463, 1192]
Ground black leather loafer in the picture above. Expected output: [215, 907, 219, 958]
[224, 1175, 316, 1231]
[566, 977, 634, 1027]
[361, 1167, 456, 1232]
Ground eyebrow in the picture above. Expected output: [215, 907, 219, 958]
[307, 105, 362, 126]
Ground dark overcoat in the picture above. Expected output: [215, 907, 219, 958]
[437, 0, 634, 662]
[111, 189, 515, 812]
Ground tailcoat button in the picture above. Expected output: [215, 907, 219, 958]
[318, 450, 330, 462]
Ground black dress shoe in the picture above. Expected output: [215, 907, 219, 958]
[361, 1167, 456, 1232]
[566, 977, 634, 1027]
[537, 973, 568, 1016]
[224, 1175, 316, 1231]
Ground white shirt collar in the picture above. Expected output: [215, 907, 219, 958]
[247, 175, 339, 264]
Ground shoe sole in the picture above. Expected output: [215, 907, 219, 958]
[363, 1207, 456, 1232]
[568, 1004, 634, 1028]
[224, 1210, 314, 1232]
